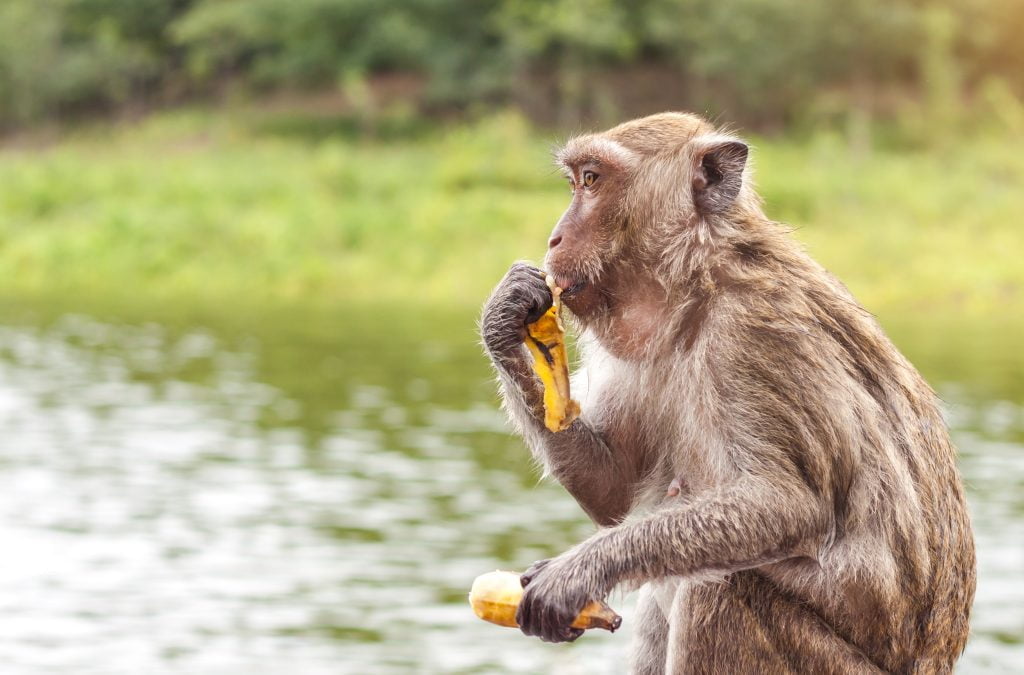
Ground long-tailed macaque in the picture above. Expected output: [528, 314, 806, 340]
[480, 113, 975, 673]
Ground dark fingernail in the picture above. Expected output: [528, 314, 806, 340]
[520, 574, 531, 587]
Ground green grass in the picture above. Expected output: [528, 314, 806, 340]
[1, 108, 1022, 321]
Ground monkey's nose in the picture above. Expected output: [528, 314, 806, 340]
[548, 235, 562, 249]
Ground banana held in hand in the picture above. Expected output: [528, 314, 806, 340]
[524, 275, 581, 432]
[468, 570, 621, 632]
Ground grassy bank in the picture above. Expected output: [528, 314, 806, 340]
[1, 109, 1022, 320]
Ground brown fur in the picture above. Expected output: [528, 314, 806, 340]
[479, 112, 975, 673]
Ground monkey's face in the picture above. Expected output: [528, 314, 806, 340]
[545, 117, 749, 323]
[545, 138, 635, 319]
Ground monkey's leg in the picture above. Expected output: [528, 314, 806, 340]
[665, 572, 883, 675]
[728, 571, 885, 674]
[629, 583, 671, 675]
[666, 579, 791, 675]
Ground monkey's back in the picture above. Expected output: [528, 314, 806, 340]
[712, 240, 977, 671]
[589, 232, 980, 671]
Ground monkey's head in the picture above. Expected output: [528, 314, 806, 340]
[545, 112, 752, 321]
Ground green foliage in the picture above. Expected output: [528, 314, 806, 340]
[1, 110, 1021, 323]
[2, 0, 1024, 129]
[661, 0, 920, 117]
[0, 0, 178, 126]
[171, 0, 436, 85]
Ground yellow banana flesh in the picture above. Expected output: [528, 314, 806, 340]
[524, 275, 581, 432]
[468, 570, 622, 632]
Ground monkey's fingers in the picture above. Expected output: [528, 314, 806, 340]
[468, 570, 621, 632]
[520, 558, 551, 587]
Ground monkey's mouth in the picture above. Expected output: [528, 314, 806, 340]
[556, 278, 587, 297]
[552, 274, 598, 319]
[562, 281, 587, 297]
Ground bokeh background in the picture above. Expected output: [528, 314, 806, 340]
[0, 1, 1022, 673]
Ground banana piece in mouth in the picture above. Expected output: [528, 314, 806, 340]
[524, 275, 581, 433]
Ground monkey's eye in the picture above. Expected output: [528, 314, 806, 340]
[582, 171, 597, 188]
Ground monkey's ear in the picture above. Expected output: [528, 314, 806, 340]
[692, 139, 748, 214]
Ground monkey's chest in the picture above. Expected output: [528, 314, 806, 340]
[585, 361, 728, 501]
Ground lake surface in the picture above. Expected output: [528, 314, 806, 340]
[0, 306, 1020, 673]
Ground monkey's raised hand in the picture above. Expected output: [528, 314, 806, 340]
[516, 553, 604, 643]
[480, 264, 629, 525]
[481, 262, 553, 359]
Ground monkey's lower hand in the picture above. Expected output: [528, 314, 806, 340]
[516, 554, 607, 643]
[481, 263, 553, 360]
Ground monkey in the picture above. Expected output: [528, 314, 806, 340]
[479, 112, 975, 674]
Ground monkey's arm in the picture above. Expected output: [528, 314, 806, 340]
[580, 478, 830, 584]
[482, 263, 636, 526]
[491, 354, 634, 526]
[515, 477, 831, 641]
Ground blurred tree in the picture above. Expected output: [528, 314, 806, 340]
[1, 0, 1023, 130]
[635, 0, 922, 125]
[495, 0, 637, 125]
[0, 0, 187, 127]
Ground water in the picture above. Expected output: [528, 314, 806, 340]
[0, 308, 1020, 674]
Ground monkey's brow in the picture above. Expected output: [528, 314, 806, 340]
[557, 154, 607, 171]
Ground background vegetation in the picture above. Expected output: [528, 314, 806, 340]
[1, 0, 1021, 330]
[2, 0, 1024, 131]
[1, 107, 1022, 323]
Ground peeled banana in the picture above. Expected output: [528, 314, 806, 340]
[468, 570, 622, 632]
[524, 275, 581, 432]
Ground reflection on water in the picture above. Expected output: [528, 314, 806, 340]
[0, 311, 1020, 673]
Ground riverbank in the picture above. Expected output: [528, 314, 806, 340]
[1, 108, 1021, 319]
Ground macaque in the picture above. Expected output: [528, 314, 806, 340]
[480, 113, 975, 673]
